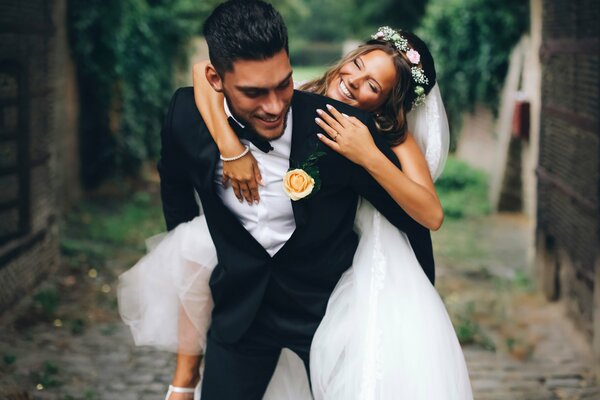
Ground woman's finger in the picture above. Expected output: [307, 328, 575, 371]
[239, 182, 253, 204]
[326, 104, 352, 128]
[316, 108, 345, 132]
[341, 113, 361, 127]
[317, 133, 341, 153]
[252, 162, 264, 187]
[315, 117, 340, 138]
[230, 180, 243, 202]
[246, 177, 260, 204]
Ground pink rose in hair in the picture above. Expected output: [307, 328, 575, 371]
[407, 49, 420, 64]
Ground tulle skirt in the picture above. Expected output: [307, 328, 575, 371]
[117, 201, 472, 399]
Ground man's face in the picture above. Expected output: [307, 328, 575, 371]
[209, 49, 294, 140]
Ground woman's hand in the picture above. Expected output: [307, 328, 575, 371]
[315, 104, 379, 166]
[222, 150, 263, 205]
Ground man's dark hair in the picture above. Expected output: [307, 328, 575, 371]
[203, 0, 289, 74]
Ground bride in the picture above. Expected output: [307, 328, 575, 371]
[118, 26, 472, 399]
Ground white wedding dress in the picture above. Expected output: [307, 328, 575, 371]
[117, 85, 473, 399]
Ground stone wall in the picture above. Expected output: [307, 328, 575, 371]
[535, 0, 600, 350]
[0, 0, 79, 313]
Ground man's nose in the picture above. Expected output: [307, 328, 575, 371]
[262, 91, 285, 115]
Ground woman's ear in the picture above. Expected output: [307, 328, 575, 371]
[205, 64, 224, 92]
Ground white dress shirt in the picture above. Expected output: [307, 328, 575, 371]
[215, 101, 296, 256]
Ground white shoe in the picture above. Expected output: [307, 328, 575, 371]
[165, 383, 201, 400]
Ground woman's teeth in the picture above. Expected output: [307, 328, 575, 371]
[339, 80, 354, 99]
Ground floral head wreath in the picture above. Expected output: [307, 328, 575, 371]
[371, 26, 429, 107]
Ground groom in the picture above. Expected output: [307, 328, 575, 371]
[159, 0, 434, 398]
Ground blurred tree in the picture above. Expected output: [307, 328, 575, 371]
[69, 0, 218, 187]
[352, 0, 429, 37]
[283, 0, 429, 65]
[417, 0, 529, 137]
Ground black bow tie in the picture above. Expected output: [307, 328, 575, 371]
[227, 117, 274, 153]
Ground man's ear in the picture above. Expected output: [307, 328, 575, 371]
[205, 64, 224, 92]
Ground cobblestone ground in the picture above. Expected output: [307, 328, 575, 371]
[0, 212, 599, 399]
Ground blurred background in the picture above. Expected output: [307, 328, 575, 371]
[0, 0, 598, 399]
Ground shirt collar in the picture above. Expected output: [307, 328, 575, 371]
[223, 99, 245, 128]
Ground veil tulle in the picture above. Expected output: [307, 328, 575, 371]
[407, 83, 450, 182]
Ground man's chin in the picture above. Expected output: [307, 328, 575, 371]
[251, 110, 289, 140]
[254, 124, 285, 140]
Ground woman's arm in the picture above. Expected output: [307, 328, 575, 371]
[316, 105, 444, 231]
[192, 61, 262, 204]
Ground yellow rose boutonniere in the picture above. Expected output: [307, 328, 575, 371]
[283, 169, 315, 200]
[283, 144, 326, 201]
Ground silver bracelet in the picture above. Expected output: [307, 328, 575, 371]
[219, 145, 250, 162]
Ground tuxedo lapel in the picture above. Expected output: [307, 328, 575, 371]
[196, 124, 270, 258]
[289, 90, 319, 228]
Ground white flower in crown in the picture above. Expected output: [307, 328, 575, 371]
[406, 49, 421, 65]
[374, 31, 384, 39]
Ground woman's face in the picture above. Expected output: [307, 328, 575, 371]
[326, 49, 397, 112]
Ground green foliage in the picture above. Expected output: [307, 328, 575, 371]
[68, 0, 212, 186]
[290, 41, 343, 67]
[293, 66, 328, 82]
[435, 157, 490, 219]
[3, 353, 16, 366]
[418, 0, 528, 130]
[452, 301, 496, 350]
[284, 0, 429, 62]
[32, 287, 60, 317]
[31, 361, 62, 389]
[63, 191, 164, 247]
[285, 0, 355, 43]
[351, 0, 428, 37]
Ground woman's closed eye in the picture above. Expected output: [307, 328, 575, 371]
[354, 57, 380, 94]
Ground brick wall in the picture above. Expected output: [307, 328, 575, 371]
[0, 0, 78, 313]
[536, 0, 600, 337]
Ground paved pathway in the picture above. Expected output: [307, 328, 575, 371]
[0, 213, 598, 399]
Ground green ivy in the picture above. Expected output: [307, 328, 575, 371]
[68, 0, 214, 186]
[417, 0, 529, 139]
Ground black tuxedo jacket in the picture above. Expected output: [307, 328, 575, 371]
[158, 88, 434, 344]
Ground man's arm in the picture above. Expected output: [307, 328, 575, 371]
[158, 88, 199, 230]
